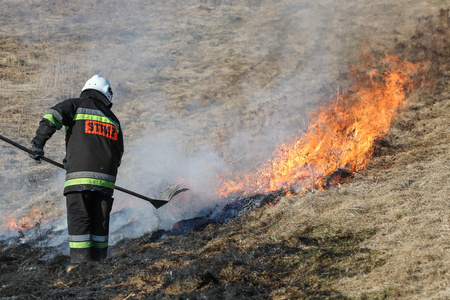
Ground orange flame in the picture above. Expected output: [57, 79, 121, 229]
[5, 207, 45, 232]
[217, 53, 426, 198]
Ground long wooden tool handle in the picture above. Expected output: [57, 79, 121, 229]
[0, 134, 170, 208]
[0, 134, 64, 169]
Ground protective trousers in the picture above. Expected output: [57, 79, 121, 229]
[66, 191, 114, 264]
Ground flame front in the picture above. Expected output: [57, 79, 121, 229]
[5, 207, 45, 232]
[217, 54, 425, 198]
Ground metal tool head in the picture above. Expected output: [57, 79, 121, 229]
[160, 184, 189, 201]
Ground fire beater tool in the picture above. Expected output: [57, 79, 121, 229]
[0, 134, 188, 208]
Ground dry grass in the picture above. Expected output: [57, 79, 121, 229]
[0, 0, 448, 299]
[250, 84, 449, 298]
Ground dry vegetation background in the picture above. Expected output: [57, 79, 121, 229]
[0, 0, 449, 299]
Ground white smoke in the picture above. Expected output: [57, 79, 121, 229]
[111, 130, 228, 238]
[1, 0, 441, 250]
[0, 0, 368, 244]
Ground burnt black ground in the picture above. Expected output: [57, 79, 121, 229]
[0, 212, 374, 299]
[0, 194, 281, 299]
[0, 5, 448, 300]
[0, 188, 378, 299]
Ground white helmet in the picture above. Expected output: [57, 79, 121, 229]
[82, 75, 113, 102]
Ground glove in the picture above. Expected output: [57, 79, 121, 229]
[29, 138, 44, 164]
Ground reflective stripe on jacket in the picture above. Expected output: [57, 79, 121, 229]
[34, 90, 124, 195]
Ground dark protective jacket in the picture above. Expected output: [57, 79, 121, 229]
[33, 90, 124, 196]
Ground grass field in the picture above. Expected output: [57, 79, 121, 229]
[0, 0, 448, 298]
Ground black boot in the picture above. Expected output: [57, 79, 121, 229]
[91, 247, 108, 261]
[70, 247, 92, 264]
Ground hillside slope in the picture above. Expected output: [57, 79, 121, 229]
[0, 80, 448, 299]
[0, 1, 448, 299]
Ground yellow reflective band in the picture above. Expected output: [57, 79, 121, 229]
[92, 241, 108, 249]
[69, 241, 92, 249]
[64, 178, 115, 189]
[73, 114, 119, 133]
[43, 114, 62, 130]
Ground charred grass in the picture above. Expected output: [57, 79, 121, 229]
[0, 1, 449, 299]
[1, 65, 448, 298]
[0, 217, 381, 299]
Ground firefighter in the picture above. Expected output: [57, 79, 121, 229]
[29, 75, 124, 265]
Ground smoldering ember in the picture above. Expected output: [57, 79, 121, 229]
[0, 1, 449, 299]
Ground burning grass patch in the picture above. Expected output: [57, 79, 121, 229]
[216, 52, 428, 199]
[0, 2, 448, 299]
